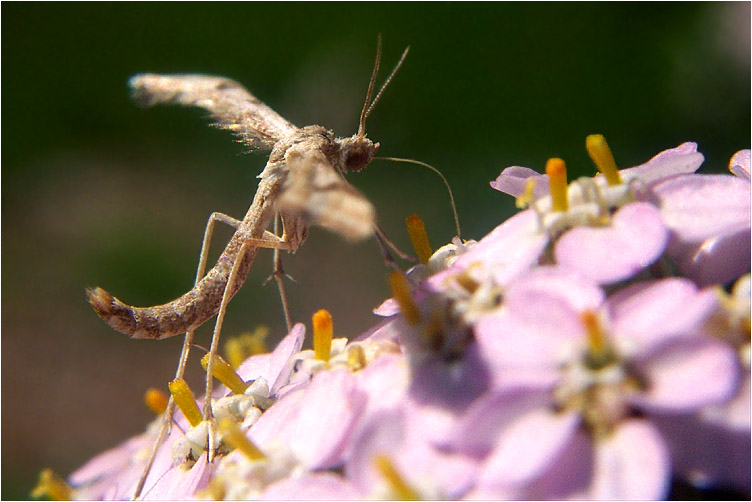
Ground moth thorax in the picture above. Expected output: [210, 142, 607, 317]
[338, 135, 380, 172]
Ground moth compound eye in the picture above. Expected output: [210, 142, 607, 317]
[345, 149, 371, 172]
[344, 140, 379, 172]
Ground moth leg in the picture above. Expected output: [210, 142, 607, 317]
[244, 230, 296, 249]
[265, 215, 295, 332]
[202, 240, 253, 460]
[196, 212, 243, 282]
[373, 224, 417, 272]
[133, 211, 242, 499]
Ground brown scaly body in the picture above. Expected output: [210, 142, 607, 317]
[86, 161, 280, 339]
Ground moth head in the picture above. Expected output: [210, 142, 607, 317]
[339, 136, 380, 173]
[342, 37, 406, 173]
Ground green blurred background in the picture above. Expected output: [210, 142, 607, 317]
[2, 2, 749, 498]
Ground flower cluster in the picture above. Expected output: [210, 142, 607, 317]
[40, 139, 749, 500]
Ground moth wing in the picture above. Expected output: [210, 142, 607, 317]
[129, 74, 297, 150]
[277, 149, 376, 242]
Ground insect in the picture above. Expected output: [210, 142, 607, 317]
[86, 37, 409, 498]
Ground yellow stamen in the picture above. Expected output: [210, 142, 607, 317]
[31, 469, 72, 501]
[144, 387, 169, 415]
[373, 455, 421, 500]
[347, 344, 367, 370]
[217, 419, 266, 462]
[405, 214, 433, 265]
[586, 134, 622, 186]
[453, 271, 479, 295]
[313, 309, 333, 361]
[225, 326, 269, 369]
[515, 178, 537, 209]
[582, 311, 605, 352]
[388, 271, 421, 325]
[201, 354, 249, 395]
[546, 158, 569, 212]
[581, 310, 614, 368]
[168, 378, 202, 427]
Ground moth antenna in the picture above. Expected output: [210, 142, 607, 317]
[364, 45, 410, 122]
[358, 34, 383, 137]
[375, 156, 462, 239]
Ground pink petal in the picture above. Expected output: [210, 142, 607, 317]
[490, 166, 550, 199]
[236, 323, 305, 394]
[135, 426, 184, 500]
[653, 393, 751, 492]
[670, 228, 751, 286]
[621, 142, 704, 183]
[631, 337, 739, 413]
[705, 374, 751, 430]
[588, 420, 671, 499]
[407, 343, 491, 411]
[346, 407, 478, 499]
[461, 484, 516, 499]
[607, 278, 718, 349]
[506, 266, 605, 313]
[451, 209, 548, 285]
[235, 353, 273, 386]
[514, 429, 593, 499]
[653, 174, 750, 243]
[476, 292, 584, 368]
[141, 452, 213, 500]
[450, 387, 558, 456]
[472, 429, 593, 499]
[403, 399, 461, 446]
[263, 472, 362, 500]
[69, 434, 149, 486]
[554, 202, 668, 284]
[356, 316, 404, 343]
[392, 440, 479, 498]
[281, 369, 367, 468]
[354, 353, 409, 416]
[268, 324, 306, 393]
[345, 408, 407, 491]
[477, 409, 581, 487]
[372, 297, 400, 316]
[729, 149, 750, 179]
[249, 386, 305, 446]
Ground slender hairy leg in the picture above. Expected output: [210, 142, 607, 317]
[375, 224, 416, 262]
[201, 229, 294, 460]
[269, 215, 293, 332]
[132, 212, 240, 499]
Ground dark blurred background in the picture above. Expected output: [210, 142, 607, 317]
[2, 2, 749, 498]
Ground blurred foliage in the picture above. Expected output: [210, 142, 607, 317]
[2, 3, 749, 499]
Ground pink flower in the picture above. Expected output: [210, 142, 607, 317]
[491, 142, 750, 288]
[458, 273, 739, 498]
[491, 142, 704, 199]
[487, 143, 715, 285]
